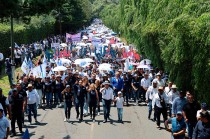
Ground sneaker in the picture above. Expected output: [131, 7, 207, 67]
[59, 104, 62, 107]
[76, 114, 79, 119]
[103, 120, 107, 123]
[64, 118, 67, 122]
[97, 113, 100, 116]
[67, 119, 70, 122]
[93, 119, 95, 123]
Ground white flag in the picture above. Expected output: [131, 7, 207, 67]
[32, 64, 47, 78]
[21, 57, 29, 74]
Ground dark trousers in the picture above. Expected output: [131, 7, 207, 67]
[6, 72, 13, 85]
[89, 101, 97, 119]
[102, 99, 111, 121]
[187, 122, 197, 139]
[140, 89, 146, 102]
[11, 113, 22, 133]
[155, 107, 167, 126]
[64, 101, 72, 119]
[27, 103, 37, 123]
[76, 101, 84, 120]
[123, 88, 129, 105]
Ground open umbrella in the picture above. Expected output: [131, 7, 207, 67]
[53, 66, 67, 71]
[84, 58, 94, 63]
[98, 63, 112, 71]
[60, 58, 71, 65]
[60, 43, 67, 47]
[140, 59, 152, 65]
[137, 64, 150, 69]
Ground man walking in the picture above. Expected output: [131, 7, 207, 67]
[26, 84, 40, 124]
[9, 88, 24, 137]
[152, 86, 168, 128]
[165, 111, 186, 139]
[100, 81, 114, 123]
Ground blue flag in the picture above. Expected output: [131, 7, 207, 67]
[22, 128, 30, 139]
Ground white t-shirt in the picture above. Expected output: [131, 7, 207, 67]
[196, 110, 210, 118]
[116, 97, 124, 108]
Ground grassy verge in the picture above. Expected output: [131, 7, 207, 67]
[0, 67, 23, 96]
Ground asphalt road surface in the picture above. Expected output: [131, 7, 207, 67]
[10, 102, 171, 139]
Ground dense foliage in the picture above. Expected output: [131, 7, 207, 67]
[98, 0, 210, 104]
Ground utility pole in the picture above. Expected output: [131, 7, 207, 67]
[10, 15, 15, 84]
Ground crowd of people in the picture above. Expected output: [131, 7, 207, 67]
[0, 19, 210, 139]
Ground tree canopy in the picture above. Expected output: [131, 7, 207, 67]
[98, 0, 210, 104]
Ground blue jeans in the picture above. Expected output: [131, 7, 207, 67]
[27, 103, 37, 123]
[117, 108, 123, 121]
[102, 99, 111, 121]
[55, 91, 63, 105]
[46, 92, 52, 105]
[133, 89, 140, 103]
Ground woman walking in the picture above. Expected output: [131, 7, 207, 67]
[62, 85, 74, 122]
[95, 80, 102, 115]
[88, 83, 99, 122]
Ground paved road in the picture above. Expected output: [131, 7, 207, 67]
[10, 103, 171, 139]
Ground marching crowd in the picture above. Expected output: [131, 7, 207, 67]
[0, 20, 210, 139]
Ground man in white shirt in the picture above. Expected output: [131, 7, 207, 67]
[146, 80, 158, 120]
[141, 73, 151, 102]
[14, 47, 22, 67]
[100, 81, 114, 123]
[153, 73, 165, 88]
[26, 84, 39, 124]
[167, 84, 179, 117]
[152, 86, 168, 128]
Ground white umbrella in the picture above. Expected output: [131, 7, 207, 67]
[84, 58, 94, 63]
[60, 58, 71, 65]
[137, 64, 150, 69]
[140, 59, 152, 65]
[74, 59, 88, 67]
[98, 63, 112, 71]
[83, 36, 88, 40]
[60, 43, 67, 47]
[53, 66, 67, 71]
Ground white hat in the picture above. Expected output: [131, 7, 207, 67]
[118, 91, 122, 95]
[103, 80, 110, 85]
[171, 85, 177, 89]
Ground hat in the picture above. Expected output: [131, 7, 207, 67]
[158, 86, 164, 90]
[201, 103, 208, 110]
[152, 80, 158, 84]
[176, 111, 183, 115]
[66, 85, 71, 88]
[12, 88, 18, 92]
[118, 91, 122, 95]
[46, 76, 51, 78]
[56, 75, 61, 78]
[27, 84, 33, 88]
[156, 73, 161, 76]
[123, 72, 126, 75]
[118, 69, 123, 72]
[171, 85, 177, 89]
[103, 81, 110, 85]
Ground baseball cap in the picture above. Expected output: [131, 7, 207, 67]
[176, 111, 183, 115]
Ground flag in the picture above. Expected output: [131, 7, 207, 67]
[66, 33, 72, 42]
[32, 64, 46, 78]
[56, 58, 62, 66]
[71, 33, 81, 42]
[43, 55, 48, 65]
[22, 128, 30, 139]
[21, 57, 29, 74]
[28, 58, 33, 70]
[124, 58, 130, 72]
